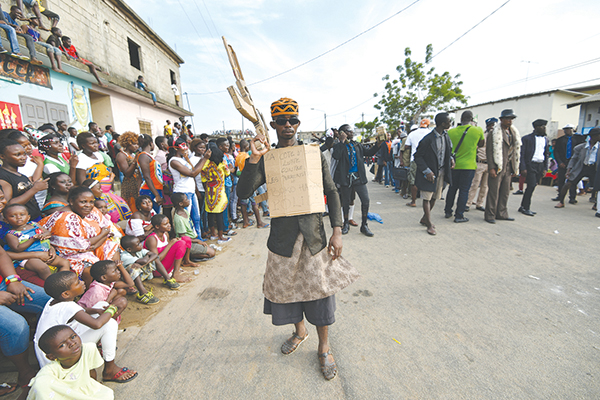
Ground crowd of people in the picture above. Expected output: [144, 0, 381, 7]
[0, 116, 273, 398]
[1, 98, 597, 396]
[354, 109, 598, 235]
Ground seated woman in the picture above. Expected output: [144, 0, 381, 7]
[0, 246, 51, 399]
[41, 172, 72, 216]
[40, 186, 120, 287]
[75, 132, 131, 223]
[0, 139, 46, 223]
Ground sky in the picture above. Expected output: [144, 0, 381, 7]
[126, 0, 600, 135]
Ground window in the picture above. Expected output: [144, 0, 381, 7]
[170, 70, 176, 85]
[588, 114, 592, 122]
[128, 38, 141, 70]
[138, 120, 152, 136]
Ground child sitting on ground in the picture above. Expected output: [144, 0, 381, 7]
[3, 204, 71, 280]
[34, 271, 137, 382]
[28, 325, 114, 399]
[144, 214, 199, 283]
[125, 195, 155, 241]
[171, 192, 215, 261]
[120, 235, 180, 305]
[78, 261, 134, 323]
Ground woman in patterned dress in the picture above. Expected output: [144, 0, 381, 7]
[115, 131, 141, 212]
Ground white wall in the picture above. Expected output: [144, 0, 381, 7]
[102, 89, 182, 137]
[459, 92, 581, 139]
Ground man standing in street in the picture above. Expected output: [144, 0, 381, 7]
[414, 113, 453, 235]
[333, 124, 382, 237]
[467, 117, 496, 212]
[485, 109, 521, 223]
[552, 123, 577, 203]
[554, 128, 600, 209]
[444, 111, 485, 223]
[237, 97, 359, 381]
[404, 119, 431, 207]
[518, 119, 549, 216]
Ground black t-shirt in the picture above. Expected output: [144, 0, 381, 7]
[0, 167, 42, 221]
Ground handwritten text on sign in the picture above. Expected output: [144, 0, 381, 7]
[263, 145, 325, 218]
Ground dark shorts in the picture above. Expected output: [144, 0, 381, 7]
[264, 295, 336, 327]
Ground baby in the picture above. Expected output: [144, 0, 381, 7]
[94, 199, 124, 242]
[3, 204, 70, 280]
[28, 325, 114, 399]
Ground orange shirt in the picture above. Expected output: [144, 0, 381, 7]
[235, 152, 250, 172]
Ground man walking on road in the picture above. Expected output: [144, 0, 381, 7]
[444, 111, 485, 223]
[414, 113, 453, 235]
[552, 123, 578, 202]
[333, 124, 382, 237]
[518, 119, 549, 216]
[404, 119, 431, 207]
[554, 128, 600, 209]
[237, 98, 360, 381]
[485, 109, 521, 223]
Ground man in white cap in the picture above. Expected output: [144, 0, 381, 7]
[552, 124, 578, 202]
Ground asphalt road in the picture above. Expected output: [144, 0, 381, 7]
[4, 181, 599, 399]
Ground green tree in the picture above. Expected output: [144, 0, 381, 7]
[354, 119, 378, 138]
[373, 44, 467, 128]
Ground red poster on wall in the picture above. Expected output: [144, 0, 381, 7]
[0, 102, 24, 131]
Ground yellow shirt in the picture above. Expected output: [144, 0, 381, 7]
[201, 161, 229, 213]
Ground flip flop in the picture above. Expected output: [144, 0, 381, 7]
[104, 367, 138, 383]
[257, 223, 270, 229]
[406, 202, 416, 207]
[0, 383, 17, 397]
[281, 331, 308, 355]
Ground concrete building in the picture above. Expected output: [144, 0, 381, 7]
[454, 85, 600, 139]
[0, 0, 191, 135]
[567, 92, 600, 134]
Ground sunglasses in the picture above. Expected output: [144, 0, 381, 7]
[275, 117, 300, 126]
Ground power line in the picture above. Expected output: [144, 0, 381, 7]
[186, 0, 423, 95]
[176, 0, 228, 82]
[431, 0, 512, 60]
[472, 56, 600, 95]
[249, 0, 422, 86]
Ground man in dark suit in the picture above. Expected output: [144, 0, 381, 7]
[518, 119, 549, 216]
[414, 112, 453, 235]
[333, 124, 382, 236]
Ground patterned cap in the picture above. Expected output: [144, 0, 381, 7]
[271, 98, 299, 118]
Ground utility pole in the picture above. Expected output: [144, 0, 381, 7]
[183, 92, 196, 134]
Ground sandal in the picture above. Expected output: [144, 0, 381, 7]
[0, 383, 17, 397]
[281, 331, 309, 355]
[104, 367, 138, 383]
[318, 350, 338, 380]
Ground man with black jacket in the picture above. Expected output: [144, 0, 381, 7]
[518, 119, 549, 216]
[332, 124, 382, 236]
[414, 112, 453, 235]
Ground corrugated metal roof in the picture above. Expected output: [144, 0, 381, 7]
[566, 92, 600, 108]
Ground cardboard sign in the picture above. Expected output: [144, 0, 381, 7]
[263, 144, 325, 218]
[376, 126, 387, 141]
